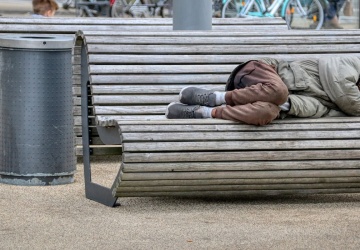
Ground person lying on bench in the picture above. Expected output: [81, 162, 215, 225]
[166, 56, 360, 125]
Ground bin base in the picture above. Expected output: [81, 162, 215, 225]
[0, 173, 74, 186]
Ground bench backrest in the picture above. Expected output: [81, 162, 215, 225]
[0, 17, 288, 156]
[73, 30, 360, 155]
[0, 17, 288, 34]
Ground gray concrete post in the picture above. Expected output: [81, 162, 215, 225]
[173, 0, 212, 30]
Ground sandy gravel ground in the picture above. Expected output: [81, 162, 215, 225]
[1, 156, 360, 250]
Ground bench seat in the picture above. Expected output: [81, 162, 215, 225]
[112, 118, 360, 197]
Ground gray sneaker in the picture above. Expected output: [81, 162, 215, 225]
[166, 102, 204, 119]
[179, 87, 217, 106]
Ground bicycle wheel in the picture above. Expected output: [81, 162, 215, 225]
[58, 0, 76, 10]
[111, 0, 135, 17]
[56, 0, 73, 5]
[145, 0, 172, 17]
[284, 0, 324, 30]
[161, 0, 173, 17]
[75, 2, 96, 17]
[154, 0, 172, 17]
[222, 0, 261, 18]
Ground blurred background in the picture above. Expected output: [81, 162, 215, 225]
[0, 0, 76, 17]
[0, 0, 358, 28]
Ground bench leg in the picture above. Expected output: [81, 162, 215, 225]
[83, 154, 119, 207]
[81, 44, 118, 207]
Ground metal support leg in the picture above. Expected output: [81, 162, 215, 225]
[80, 44, 119, 207]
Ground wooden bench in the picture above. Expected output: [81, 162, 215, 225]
[0, 17, 288, 34]
[74, 29, 360, 206]
[0, 16, 288, 156]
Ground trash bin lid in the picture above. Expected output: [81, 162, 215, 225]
[0, 34, 74, 49]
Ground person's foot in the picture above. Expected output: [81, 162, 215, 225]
[323, 21, 344, 29]
[165, 102, 211, 119]
[179, 87, 217, 106]
[213, 10, 221, 18]
[323, 16, 343, 29]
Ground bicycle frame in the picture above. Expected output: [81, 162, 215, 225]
[280, 0, 329, 18]
[115, 0, 171, 16]
[280, 0, 300, 17]
[76, 0, 111, 17]
[240, 0, 286, 17]
[232, 0, 249, 14]
[224, 0, 327, 30]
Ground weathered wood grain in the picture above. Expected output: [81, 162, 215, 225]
[74, 24, 360, 199]
[115, 188, 360, 197]
[123, 150, 360, 163]
[117, 177, 360, 187]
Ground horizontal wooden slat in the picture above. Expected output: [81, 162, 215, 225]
[110, 117, 360, 125]
[120, 169, 360, 181]
[74, 116, 95, 126]
[73, 107, 81, 116]
[73, 97, 81, 106]
[118, 122, 360, 132]
[80, 30, 360, 38]
[84, 36, 360, 45]
[87, 53, 360, 64]
[93, 116, 167, 126]
[94, 106, 166, 115]
[92, 95, 176, 104]
[96, 116, 360, 127]
[123, 160, 360, 172]
[89, 64, 236, 74]
[90, 74, 228, 84]
[118, 177, 360, 187]
[72, 86, 81, 95]
[123, 150, 360, 163]
[74, 126, 97, 135]
[123, 140, 360, 152]
[115, 188, 360, 197]
[91, 84, 223, 94]
[121, 130, 360, 141]
[115, 182, 360, 193]
[86, 44, 360, 54]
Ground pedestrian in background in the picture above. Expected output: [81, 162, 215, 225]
[324, 0, 346, 29]
[32, 0, 59, 17]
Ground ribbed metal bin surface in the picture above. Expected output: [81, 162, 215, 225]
[0, 34, 76, 185]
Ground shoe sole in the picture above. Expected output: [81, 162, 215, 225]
[179, 86, 193, 104]
[165, 102, 178, 118]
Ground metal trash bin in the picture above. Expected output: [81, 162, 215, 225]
[0, 34, 76, 185]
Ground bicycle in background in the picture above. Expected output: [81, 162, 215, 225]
[62, 0, 112, 17]
[221, 0, 260, 17]
[57, 0, 75, 8]
[111, 0, 173, 18]
[61, 0, 172, 17]
[221, 0, 326, 30]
